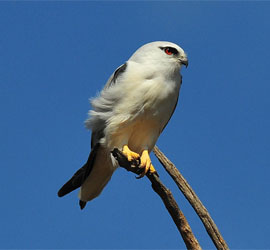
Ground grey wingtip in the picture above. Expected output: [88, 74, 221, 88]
[79, 200, 87, 210]
[57, 190, 63, 197]
[57, 186, 66, 197]
[57, 181, 75, 198]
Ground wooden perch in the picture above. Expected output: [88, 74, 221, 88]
[153, 146, 229, 250]
[111, 148, 202, 250]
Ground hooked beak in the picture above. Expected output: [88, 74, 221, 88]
[180, 58, 188, 68]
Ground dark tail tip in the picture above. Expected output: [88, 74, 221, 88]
[79, 200, 87, 210]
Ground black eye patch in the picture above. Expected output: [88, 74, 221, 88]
[159, 46, 179, 56]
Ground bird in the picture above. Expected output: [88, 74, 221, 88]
[57, 41, 188, 209]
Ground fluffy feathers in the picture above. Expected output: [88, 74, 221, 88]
[58, 41, 187, 209]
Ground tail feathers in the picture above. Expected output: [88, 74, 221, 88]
[57, 143, 100, 198]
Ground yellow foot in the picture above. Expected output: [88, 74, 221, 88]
[122, 145, 140, 162]
[149, 164, 156, 174]
[137, 150, 157, 179]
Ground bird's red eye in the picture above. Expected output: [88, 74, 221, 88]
[165, 48, 173, 55]
[160, 46, 179, 56]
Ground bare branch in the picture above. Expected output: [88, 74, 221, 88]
[111, 148, 202, 250]
[153, 146, 229, 250]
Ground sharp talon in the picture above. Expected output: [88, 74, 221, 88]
[149, 164, 157, 174]
[149, 169, 159, 177]
[136, 174, 144, 179]
[122, 145, 140, 162]
[122, 147, 156, 179]
[136, 149, 152, 178]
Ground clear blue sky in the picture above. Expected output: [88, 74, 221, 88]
[1, 2, 269, 249]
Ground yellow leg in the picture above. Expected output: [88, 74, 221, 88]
[149, 164, 156, 174]
[138, 150, 157, 178]
[122, 145, 140, 162]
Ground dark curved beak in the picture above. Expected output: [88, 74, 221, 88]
[181, 58, 188, 68]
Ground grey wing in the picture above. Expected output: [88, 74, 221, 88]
[90, 62, 128, 147]
[91, 130, 104, 148]
[58, 63, 128, 206]
[79, 65, 128, 207]
[104, 63, 127, 89]
[82, 63, 127, 180]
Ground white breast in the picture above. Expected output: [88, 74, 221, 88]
[104, 67, 181, 154]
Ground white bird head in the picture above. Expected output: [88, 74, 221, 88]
[129, 41, 188, 71]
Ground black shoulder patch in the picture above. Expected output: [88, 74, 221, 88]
[112, 63, 127, 84]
